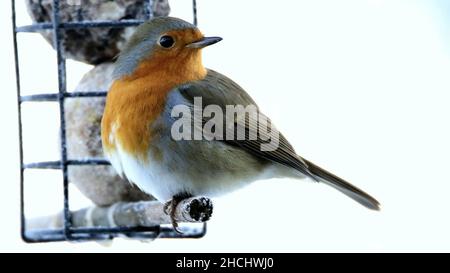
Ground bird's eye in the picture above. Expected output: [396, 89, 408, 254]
[159, 35, 175, 48]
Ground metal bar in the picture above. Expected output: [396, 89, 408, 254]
[193, 0, 198, 26]
[24, 230, 68, 243]
[145, 0, 153, 20]
[23, 161, 60, 170]
[71, 226, 160, 234]
[67, 159, 110, 165]
[24, 224, 206, 243]
[24, 224, 205, 242]
[66, 225, 205, 238]
[16, 20, 147, 33]
[11, 0, 27, 243]
[65, 91, 107, 98]
[23, 159, 110, 170]
[24, 229, 110, 243]
[158, 223, 207, 239]
[20, 93, 58, 102]
[51, 0, 73, 240]
[20, 91, 107, 102]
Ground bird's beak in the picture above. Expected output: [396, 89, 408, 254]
[186, 36, 223, 49]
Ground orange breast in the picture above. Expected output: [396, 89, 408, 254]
[101, 47, 207, 161]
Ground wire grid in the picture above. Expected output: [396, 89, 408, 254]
[12, 0, 206, 242]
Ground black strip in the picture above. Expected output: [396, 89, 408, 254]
[1, 253, 443, 272]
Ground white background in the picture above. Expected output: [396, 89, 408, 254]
[1, 0, 450, 252]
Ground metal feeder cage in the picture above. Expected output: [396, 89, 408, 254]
[12, 0, 206, 243]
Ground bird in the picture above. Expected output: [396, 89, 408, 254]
[101, 17, 380, 232]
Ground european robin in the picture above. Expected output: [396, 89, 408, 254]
[101, 17, 380, 232]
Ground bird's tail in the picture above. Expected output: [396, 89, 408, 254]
[303, 159, 380, 210]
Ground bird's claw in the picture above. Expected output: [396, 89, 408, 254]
[164, 198, 184, 234]
[163, 200, 171, 215]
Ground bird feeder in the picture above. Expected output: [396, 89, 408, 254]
[12, 0, 210, 243]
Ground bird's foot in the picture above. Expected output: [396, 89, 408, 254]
[163, 199, 182, 233]
[164, 192, 193, 234]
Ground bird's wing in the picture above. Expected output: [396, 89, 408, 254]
[174, 69, 380, 210]
[176, 69, 316, 179]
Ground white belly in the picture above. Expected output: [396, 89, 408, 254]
[104, 139, 291, 202]
[106, 144, 188, 201]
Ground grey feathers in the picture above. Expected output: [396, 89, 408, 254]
[177, 69, 317, 180]
[176, 69, 380, 210]
[113, 17, 197, 79]
[303, 159, 380, 210]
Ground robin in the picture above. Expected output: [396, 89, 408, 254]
[101, 17, 380, 232]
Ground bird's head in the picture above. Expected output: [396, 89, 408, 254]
[113, 17, 222, 81]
